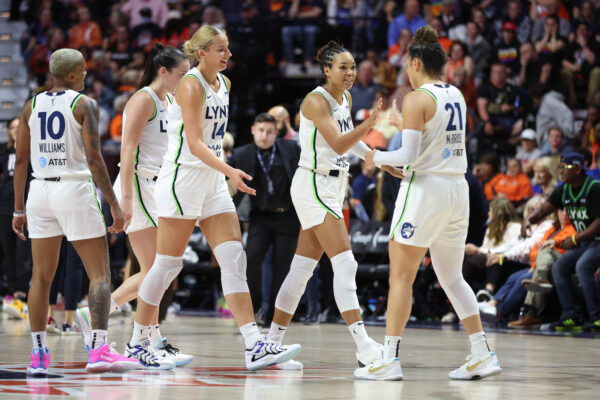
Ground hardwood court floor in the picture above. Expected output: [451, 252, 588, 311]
[1, 314, 599, 399]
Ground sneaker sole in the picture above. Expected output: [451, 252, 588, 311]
[450, 366, 502, 380]
[5, 308, 25, 319]
[27, 367, 48, 376]
[86, 360, 139, 373]
[246, 344, 302, 371]
[173, 356, 194, 367]
[354, 371, 404, 381]
[273, 360, 303, 371]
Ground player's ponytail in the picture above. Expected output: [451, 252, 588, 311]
[139, 43, 187, 89]
[408, 26, 447, 77]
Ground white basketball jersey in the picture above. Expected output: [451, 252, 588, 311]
[408, 83, 467, 175]
[123, 87, 171, 176]
[163, 67, 229, 168]
[28, 90, 91, 179]
[298, 86, 353, 172]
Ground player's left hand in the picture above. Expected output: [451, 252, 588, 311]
[12, 215, 27, 241]
[560, 236, 576, 250]
[381, 165, 404, 179]
[108, 205, 125, 234]
[365, 150, 377, 169]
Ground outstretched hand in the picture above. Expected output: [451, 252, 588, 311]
[229, 168, 256, 196]
[389, 99, 403, 131]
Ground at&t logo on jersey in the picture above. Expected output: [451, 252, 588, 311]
[442, 148, 451, 159]
[401, 222, 415, 239]
[39, 156, 47, 168]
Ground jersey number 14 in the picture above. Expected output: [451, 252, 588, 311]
[210, 122, 225, 139]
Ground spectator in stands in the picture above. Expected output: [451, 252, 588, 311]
[485, 158, 534, 205]
[471, 7, 495, 45]
[68, 6, 102, 49]
[581, 105, 599, 152]
[534, 14, 566, 84]
[162, 10, 190, 49]
[532, 85, 575, 149]
[202, 6, 227, 30]
[107, 25, 135, 76]
[477, 63, 521, 143]
[102, 8, 129, 51]
[349, 60, 382, 118]
[280, 0, 325, 69]
[464, 21, 491, 80]
[269, 105, 298, 140]
[388, 28, 412, 70]
[21, 7, 56, 65]
[439, 0, 463, 40]
[452, 66, 477, 112]
[28, 27, 64, 85]
[561, 21, 600, 107]
[366, 50, 397, 90]
[359, 89, 396, 150]
[589, 145, 600, 179]
[108, 94, 129, 143]
[523, 152, 600, 332]
[473, 152, 501, 193]
[518, 41, 546, 90]
[351, 160, 377, 221]
[531, 156, 558, 198]
[540, 126, 566, 157]
[496, 0, 533, 45]
[531, 0, 570, 40]
[516, 128, 542, 174]
[387, 0, 426, 49]
[86, 50, 115, 91]
[570, 1, 600, 37]
[445, 41, 474, 87]
[493, 22, 521, 79]
[228, 113, 301, 327]
[430, 18, 452, 53]
[130, 8, 162, 50]
[121, 0, 169, 29]
[508, 208, 576, 328]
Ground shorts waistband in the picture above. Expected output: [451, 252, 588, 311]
[300, 166, 348, 178]
[135, 169, 158, 181]
[35, 176, 89, 182]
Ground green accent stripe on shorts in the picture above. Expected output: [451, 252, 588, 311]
[170, 123, 184, 215]
[134, 146, 139, 170]
[389, 172, 416, 240]
[416, 88, 437, 104]
[311, 126, 339, 219]
[88, 178, 106, 226]
[134, 173, 157, 227]
[70, 94, 84, 111]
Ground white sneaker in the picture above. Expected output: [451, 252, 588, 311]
[124, 339, 175, 370]
[273, 359, 303, 370]
[449, 352, 502, 380]
[478, 302, 497, 317]
[245, 338, 301, 371]
[441, 312, 458, 324]
[155, 337, 194, 367]
[354, 358, 403, 381]
[356, 338, 383, 367]
[46, 317, 60, 334]
[75, 307, 92, 349]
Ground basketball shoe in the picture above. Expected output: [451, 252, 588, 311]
[86, 343, 139, 373]
[354, 358, 403, 381]
[448, 352, 501, 380]
[356, 338, 384, 367]
[124, 339, 175, 370]
[273, 359, 303, 370]
[27, 348, 50, 376]
[155, 337, 194, 367]
[245, 337, 301, 371]
[46, 317, 60, 334]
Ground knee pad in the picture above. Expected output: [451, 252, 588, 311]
[331, 250, 359, 313]
[138, 254, 183, 306]
[214, 241, 249, 296]
[275, 255, 318, 314]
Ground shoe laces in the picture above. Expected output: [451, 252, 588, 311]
[163, 343, 180, 355]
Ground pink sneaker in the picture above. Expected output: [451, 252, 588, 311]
[27, 348, 50, 376]
[86, 343, 139, 373]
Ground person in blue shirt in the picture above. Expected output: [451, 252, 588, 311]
[387, 0, 427, 49]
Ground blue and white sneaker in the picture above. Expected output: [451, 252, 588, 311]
[124, 339, 175, 370]
[244, 337, 301, 371]
[155, 337, 194, 367]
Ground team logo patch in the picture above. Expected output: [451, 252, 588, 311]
[442, 148, 451, 159]
[401, 222, 415, 239]
[39, 156, 47, 168]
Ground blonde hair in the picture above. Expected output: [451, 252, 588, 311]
[487, 197, 518, 246]
[49, 48, 83, 79]
[532, 156, 558, 187]
[183, 25, 223, 62]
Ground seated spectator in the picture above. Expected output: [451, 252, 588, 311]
[358, 88, 395, 150]
[531, 0, 570, 41]
[21, 7, 56, 65]
[108, 94, 129, 143]
[464, 21, 491, 80]
[581, 105, 599, 154]
[494, 22, 521, 80]
[478, 196, 554, 315]
[430, 18, 452, 53]
[561, 21, 600, 107]
[162, 10, 191, 49]
[532, 84, 575, 148]
[540, 126, 566, 157]
[516, 129, 542, 174]
[28, 27, 64, 85]
[534, 14, 567, 84]
[439, 0, 464, 40]
[387, 0, 426, 49]
[452, 66, 477, 112]
[495, 0, 533, 45]
[473, 152, 501, 192]
[463, 197, 522, 292]
[268, 105, 297, 140]
[86, 50, 115, 91]
[280, 0, 324, 69]
[518, 41, 547, 90]
[472, 6, 495, 46]
[484, 158, 534, 205]
[388, 28, 412, 70]
[68, 6, 102, 49]
[102, 8, 129, 51]
[366, 49, 397, 90]
[121, 0, 169, 30]
[107, 25, 134, 74]
[508, 208, 576, 328]
[531, 156, 559, 198]
[349, 60, 382, 118]
[523, 152, 600, 332]
[445, 41, 474, 85]
[130, 7, 162, 50]
[201, 5, 227, 30]
[570, 1, 600, 39]
[350, 160, 377, 221]
[90, 77, 116, 117]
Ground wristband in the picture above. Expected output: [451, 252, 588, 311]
[571, 235, 577, 246]
[499, 253, 504, 266]
[13, 211, 26, 217]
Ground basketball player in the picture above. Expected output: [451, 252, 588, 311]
[123, 26, 301, 370]
[13, 49, 139, 375]
[266, 41, 403, 369]
[75, 44, 193, 368]
[354, 26, 502, 380]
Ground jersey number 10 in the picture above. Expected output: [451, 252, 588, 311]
[38, 111, 65, 140]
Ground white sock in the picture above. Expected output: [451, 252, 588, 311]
[110, 297, 120, 315]
[240, 322, 262, 349]
[31, 331, 46, 350]
[469, 331, 491, 358]
[348, 321, 371, 351]
[267, 322, 287, 344]
[131, 321, 151, 345]
[149, 325, 162, 348]
[91, 329, 107, 350]
[384, 336, 402, 360]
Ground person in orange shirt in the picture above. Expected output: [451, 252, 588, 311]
[68, 7, 102, 49]
[484, 158, 533, 205]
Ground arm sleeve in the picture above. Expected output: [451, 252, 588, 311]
[372, 129, 421, 167]
[349, 140, 370, 159]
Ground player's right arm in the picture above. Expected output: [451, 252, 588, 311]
[119, 92, 154, 229]
[74, 96, 124, 233]
[302, 93, 382, 155]
[12, 99, 32, 240]
[177, 76, 255, 195]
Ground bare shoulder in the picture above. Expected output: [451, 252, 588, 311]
[72, 95, 98, 121]
[301, 91, 331, 117]
[125, 90, 155, 116]
[403, 89, 436, 111]
[177, 74, 205, 102]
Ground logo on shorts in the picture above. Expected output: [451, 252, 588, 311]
[442, 148, 451, 159]
[39, 156, 47, 168]
[401, 222, 415, 239]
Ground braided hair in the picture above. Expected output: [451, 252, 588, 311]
[315, 41, 350, 79]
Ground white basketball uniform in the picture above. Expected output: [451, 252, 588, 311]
[291, 86, 353, 229]
[155, 68, 235, 220]
[389, 83, 469, 248]
[26, 90, 106, 240]
[113, 87, 172, 233]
